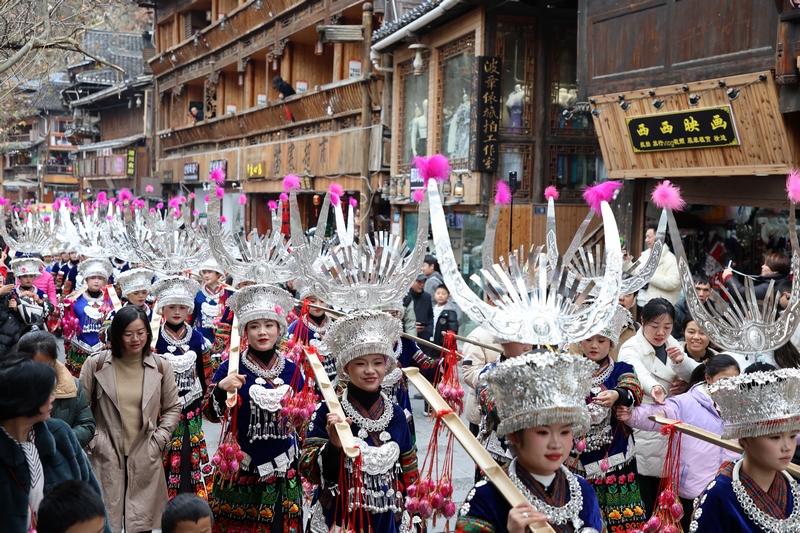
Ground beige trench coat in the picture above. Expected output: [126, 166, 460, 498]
[80, 350, 181, 533]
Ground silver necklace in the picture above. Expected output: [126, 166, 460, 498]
[731, 459, 800, 532]
[304, 315, 328, 335]
[241, 351, 285, 385]
[509, 462, 585, 530]
[591, 357, 614, 395]
[340, 388, 393, 442]
[161, 323, 192, 352]
[202, 284, 223, 301]
[393, 340, 402, 360]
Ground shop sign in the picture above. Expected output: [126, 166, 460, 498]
[473, 56, 502, 172]
[626, 106, 739, 153]
[246, 160, 266, 179]
[209, 159, 227, 180]
[184, 162, 199, 182]
[126, 148, 136, 176]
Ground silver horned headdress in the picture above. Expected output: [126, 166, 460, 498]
[207, 193, 295, 285]
[116, 268, 154, 297]
[151, 275, 201, 314]
[710, 369, 800, 439]
[323, 309, 403, 378]
[10, 257, 43, 278]
[289, 188, 430, 310]
[78, 257, 113, 281]
[481, 350, 596, 437]
[429, 179, 623, 345]
[226, 284, 294, 337]
[0, 204, 58, 254]
[56, 203, 110, 258]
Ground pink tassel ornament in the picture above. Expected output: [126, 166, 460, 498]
[156, 202, 164, 209]
[220, 216, 227, 223]
[544, 185, 560, 201]
[215, 187, 225, 199]
[279, 193, 289, 202]
[238, 194, 247, 205]
[209, 167, 226, 185]
[582, 180, 623, 212]
[168, 197, 180, 209]
[349, 197, 358, 207]
[53, 199, 61, 211]
[413, 189, 425, 203]
[283, 174, 301, 191]
[494, 181, 512, 205]
[651, 180, 686, 211]
[268, 200, 278, 210]
[787, 169, 800, 204]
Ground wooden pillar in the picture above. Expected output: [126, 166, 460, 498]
[244, 61, 254, 108]
[530, 13, 549, 207]
[280, 43, 293, 85]
[360, 3, 373, 234]
[333, 43, 344, 81]
[173, 15, 180, 47]
[218, 73, 226, 114]
[211, 0, 219, 26]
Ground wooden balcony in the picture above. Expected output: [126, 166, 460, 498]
[158, 75, 377, 151]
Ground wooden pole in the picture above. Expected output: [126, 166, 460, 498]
[403, 367, 555, 533]
[360, 3, 373, 235]
[648, 414, 800, 478]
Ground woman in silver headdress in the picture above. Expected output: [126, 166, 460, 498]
[300, 310, 421, 533]
[689, 369, 800, 533]
[456, 350, 604, 533]
[201, 284, 304, 533]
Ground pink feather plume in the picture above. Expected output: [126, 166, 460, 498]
[651, 180, 686, 211]
[173, 209, 181, 218]
[150, 208, 156, 214]
[204, 195, 209, 203]
[329, 182, 344, 197]
[349, 197, 358, 207]
[189, 192, 196, 199]
[413, 189, 425, 203]
[43, 216, 51, 222]
[168, 197, 180, 209]
[193, 210, 200, 216]
[544, 186, 560, 201]
[209, 167, 226, 185]
[118, 189, 133, 203]
[145, 185, 154, 193]
[268, 200, 278, 210]
[787, 169, 800, 204]
[156, 202, 164, 209]
[220, 216, 227, 223]
[279, 193, 289, 202]
[238, 194, 247, 206]
[215, 187, 225, 199]
[495, 181, 512, 205]
[97, 191, 108, 205]
[426, 154, 451, 184]
[53, 199, 61, 211]
[283, 174, 301, 192]
[330, 194, 340, 206]
[582, 181, 623, 212]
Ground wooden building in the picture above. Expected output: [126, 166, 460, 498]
[580, 1, 800, 277]
[143, 0, 394, 233]
[370, 0, 600, 277]
[63, 31, 157, 201]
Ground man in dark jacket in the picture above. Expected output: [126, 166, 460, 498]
[0, 288, 22, 357]
[672, 273, 717, 341]
[404, 274, 434, 356]
[272, 76, 296, 99]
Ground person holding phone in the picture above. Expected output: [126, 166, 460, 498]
[0, 278, 21, 357]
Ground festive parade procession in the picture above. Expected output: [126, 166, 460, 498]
[4, 1, 800, 533]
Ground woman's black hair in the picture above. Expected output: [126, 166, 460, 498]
[109, 305, 152, 359]
[689, 353, 740, 385]
[640, 297, 675, 325]
[744, 361, 778, 373]
[162, 493, 213, 533]
[681, 314, 698, 333]
[0, 354, 56, 421]
[774, 341, 800, 370]
[17, 330, 59, 361]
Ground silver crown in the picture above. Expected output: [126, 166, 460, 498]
[226, 284, 294, 337]
[117, 268, 154, 297]
[56, 203, 110, 259]
[322, 309, 403, 378]
[151, 275, 201, 313]
[78, 257, 113, 281]
[207, 193, 295, 285]
[122, 203, 210, 274]
[10, 257, 43, 278]
[667, 207, 800, 354]
[197, 256, 225, 276]
[589, 303, 633, 346]
[0, 205, 58, 254]
[290, 188, 429, 311]
[429, 179, 623, 346]
[293, 276, 316, 301]
[481, 350, 596, 437]
[710, 369, 800, 439]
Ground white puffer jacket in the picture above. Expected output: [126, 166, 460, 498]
[618, 328, 684, 477]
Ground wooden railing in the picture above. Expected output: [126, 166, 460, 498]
[158, 75, 377, 151]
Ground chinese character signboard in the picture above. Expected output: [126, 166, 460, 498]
[474, 56, 502, 172]
[209, 159, 227, 179]
[246, 161, 265, 179]
[126, 149, 136, 176]
[625, 106, 739, 153]
[184, 162, 200, 182]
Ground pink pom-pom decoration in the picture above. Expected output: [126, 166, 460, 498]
[189, 192, 196, 199]
[108, 198, 117, 205]
[53, 199, 61, 211]
[157, 202, 164, 209]
[268, 200, 278, 210]
[145, 185, 154, 193]
[204, 195, 209, 203]
[280, 192, 289, 202]
[209, 167, 226, 185]
[193, 210, 200, 216]
[220, 216, 227, 223]
[97, 191, 108, 204]
[582, 180, 623, 212]
[283, 174, 301, 192]
[215, 187, 225, 199]
[651, 180, 686, 211]
[349, 197, 358, 207]
[173, 209, 181, 218]
[43, 216, 51, 222]
[426, 154, 451, 184]
[118, 189, 133, 203]
[168, 197, 180, 209]
[787, 169, 800, 204]
[330, 193, 340, 206]
[150, 208, 156, 214]
[329, 182, 344, 197]
[238, 194, 247, 205]
[495, 180, 512, 205]
[274, 305, 283, 315]
[412, 189, 424, 203]
[544, 185, 560, 201]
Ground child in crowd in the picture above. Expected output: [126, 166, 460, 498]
[64, 258, 113, 377]
[432, 283, 460, 347]
[191, 257, 232, 373]
[36, 480, 108, 533]
[162, 493, 213, 533]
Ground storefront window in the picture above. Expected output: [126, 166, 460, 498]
[548, 145, 600, 201]
[438, 35, 475, 169]
[496, 22, 535, 135]
[399, 57, 430, 171]
[550, 25, 593, 136]
[500, 144, 533, 200]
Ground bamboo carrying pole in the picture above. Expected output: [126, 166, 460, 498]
[305, 347, 360, 458]
[648, 414, 800, 478]
[106, 283, 123, 312]
[403, 367, 556, 533]
[226, 316, 240, 406]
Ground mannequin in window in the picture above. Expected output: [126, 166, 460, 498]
[454, 90, 471, 160]
[506, 84, 524, 134]
[410, 99, 428, 158]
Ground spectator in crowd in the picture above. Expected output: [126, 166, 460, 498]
[161, 493, 213, 533]
[432, 284, 460, 346]
[18, 330, 95, 448]
[672, 273, 715, 341]
[36, 480, 107, 533]
[680, 317, 717, 364]
[461, 326, 501, 439]
[404, 273, 433, 355]
[31, 254, 57, 303]
[189, 106, 203, 123]
[272, 76, 296, 99]
[79, 305, 181, 533]
[422, 254, 444, 300]
[0, 355, 108, 532]
[627, 224, 681, 305]
[0, 281, 22, 357]
[722, 251, 791, 302]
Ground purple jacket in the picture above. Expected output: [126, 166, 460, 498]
[626, 383, 740, 499]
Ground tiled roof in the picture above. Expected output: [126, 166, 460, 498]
[34, 82, 70, 112]
[371, 0, 443, 42]
[73, 30, 147, 83]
